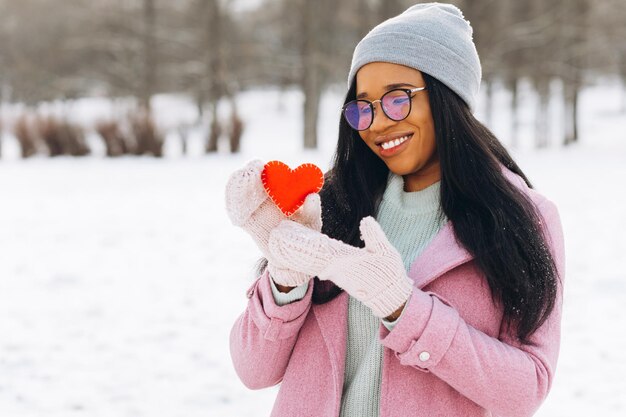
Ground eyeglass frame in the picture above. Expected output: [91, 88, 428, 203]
[342, 86, 427, 131]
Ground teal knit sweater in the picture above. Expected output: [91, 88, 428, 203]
[270, 172, 447, 417]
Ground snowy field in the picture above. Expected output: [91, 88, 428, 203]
[1, 80, 625, 417]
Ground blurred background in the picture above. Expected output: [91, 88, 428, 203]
[0, 0, 624, 416]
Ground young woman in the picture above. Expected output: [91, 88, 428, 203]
[225, 3, 565, 417]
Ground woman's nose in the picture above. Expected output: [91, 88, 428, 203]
[368, 102, 397, 133]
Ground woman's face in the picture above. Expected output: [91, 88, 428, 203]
[355, 62, 440, 191]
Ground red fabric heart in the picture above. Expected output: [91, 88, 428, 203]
[261, 161, 324, 216]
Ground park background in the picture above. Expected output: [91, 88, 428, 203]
[0, 0, 625, 416]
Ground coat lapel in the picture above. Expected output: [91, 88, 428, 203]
[408, 219, 474, 289]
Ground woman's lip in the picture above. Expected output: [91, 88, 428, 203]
[378, 134, 413, 157]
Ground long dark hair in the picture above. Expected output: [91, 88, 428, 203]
[257, 73, 559, 345]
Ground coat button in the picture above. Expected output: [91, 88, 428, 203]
[419, 351, 430, 362]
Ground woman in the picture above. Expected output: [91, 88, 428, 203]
[225, 3, 565, 417]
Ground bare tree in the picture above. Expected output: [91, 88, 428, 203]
[204, 0, 226, 153]
[140, 0, 158, 111]
[301, 0, 322, 149]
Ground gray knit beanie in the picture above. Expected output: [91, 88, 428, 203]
[347, 2, 481, 111]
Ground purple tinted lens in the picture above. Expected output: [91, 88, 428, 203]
[344, 101, 371, 130]
[382, 91, 411, 120]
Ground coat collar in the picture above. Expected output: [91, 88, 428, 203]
[407, 219, 473, 289]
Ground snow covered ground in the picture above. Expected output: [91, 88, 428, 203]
[0, 80, 625, 416]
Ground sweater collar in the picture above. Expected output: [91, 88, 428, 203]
[380, 173, 442, 215]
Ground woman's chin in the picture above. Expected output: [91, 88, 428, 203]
[385, 160, 418, 177]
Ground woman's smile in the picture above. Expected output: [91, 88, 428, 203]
[376, 132, 414, 156]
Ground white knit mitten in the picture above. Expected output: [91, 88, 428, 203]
[268, 216, 413, 318]
[225, 159, 322, 287]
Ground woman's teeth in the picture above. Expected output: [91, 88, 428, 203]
[381, 135, 411, 150]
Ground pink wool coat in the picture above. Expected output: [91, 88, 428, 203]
[230, 168, 566, 417]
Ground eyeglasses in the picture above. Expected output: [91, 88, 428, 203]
[342, 87, 427, 131]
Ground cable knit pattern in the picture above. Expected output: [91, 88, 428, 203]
[339, 173, 447, 417]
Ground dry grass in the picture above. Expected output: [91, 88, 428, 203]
[96, 110, 164, 157]
[14, 114, 39, 158]
[37, 116, 90, 157]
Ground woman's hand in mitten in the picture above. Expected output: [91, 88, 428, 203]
[224, 159, 322, 288]
[268, 216, 413, 318]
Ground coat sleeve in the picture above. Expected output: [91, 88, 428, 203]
[380, 199, 565, 417]
[229, 268, 313, 390]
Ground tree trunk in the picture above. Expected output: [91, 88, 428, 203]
[572, 87, 579, 143]
[0, 95, 3, 160]
[195, 91, 204, 125]
[206, 102, 220, 152]
[140, 0, 156, 112]
[509, 78, 519, 149]
[484, 78, 494, 129]
[301, 0, 320, 149]
[302, 71, 320, 149]
[229, 98, 243, 154]
[622, 79, 626, 114]
[560, 0, 586, 146]
[534, 79, 550, 148]
[563, 81, 580, 146]
[204, 0, 226, 153]
[620, 53, 626, 113]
